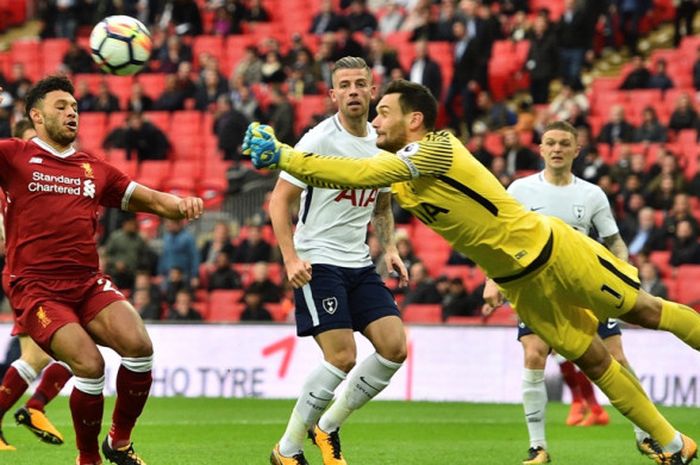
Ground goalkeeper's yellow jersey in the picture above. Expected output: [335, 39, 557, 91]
[282, 130, 551, 279]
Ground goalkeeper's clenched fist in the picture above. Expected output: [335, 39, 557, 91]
[242, 122, 291, 169]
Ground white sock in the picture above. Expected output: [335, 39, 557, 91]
[522, 368, 547, 449]
[11, 359, 38, 385]
[634, 425, 650, 443]
[279, 361, 346, 457]
[318, 353, 402, 433]
[663, 432, 684, 454]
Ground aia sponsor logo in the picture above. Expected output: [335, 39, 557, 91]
[334, 188, 378, 207]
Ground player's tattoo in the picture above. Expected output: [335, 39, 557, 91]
[372, 192, 395, 252]
[603, 233, 629, 262]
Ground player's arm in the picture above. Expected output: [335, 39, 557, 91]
[481, 278, 504, 316]
[602, 233, 629, 262]
[127, 184, 203, 220]
[268, 177, 312, 288]
[244, 123, 415, 188]
[372, 192, 408, 287]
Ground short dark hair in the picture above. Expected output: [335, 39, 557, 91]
[12, 119, 34, 139]
[382, 79, 437, 131]
[542, 120, 577, 139]
[24, 75, 75, 121]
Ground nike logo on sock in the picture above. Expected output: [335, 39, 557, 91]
[359, 376, 381, 391]
[525, 410, 541, 417]
[309, 392, 333, 402]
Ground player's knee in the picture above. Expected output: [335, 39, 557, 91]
[69, 355, 105, 379]
[22, 352, 52, 373]
[125, 337, 153, 358]
[524, 351, 547, 369]
[378, 343, 407, 364]
[325, 351, 356, 373]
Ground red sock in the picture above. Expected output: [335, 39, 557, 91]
[26, 363, 72, 412]
[576, 370, 604, 414]
[559, 361, 584, 403]
[70, 388, 104, 464]
[109, 366, 152, 448]
[0, 366, 29, 422]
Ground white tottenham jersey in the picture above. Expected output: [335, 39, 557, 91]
[507, 171, 619, 237]
[279, 114, 389, 268]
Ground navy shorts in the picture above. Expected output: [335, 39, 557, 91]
[294, 264, 400, 337]
[517, 318, 622, 340]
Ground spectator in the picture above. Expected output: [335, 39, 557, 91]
[156, 34, 194, 74]
[211, 5, 233, 35]
[365, 36, 401, 85]
[548, 84, 589, 121]
[673, 0, 698, 47]
[345, 0, 378, 34]
[175, 61, 197, 100]
[501, 127, 539, 176]
[402, 262, 442, 308]
[245, 0, 270, 22]
[474, 91, 517, 132]
[575, 145, 610, 185]
[556, 0, 590, 89]
[233, 46, 264, 85]
[309, 0, 345, 34]
[230, 79, 265, 122]
[378, 1, 405, 35]
[616, 0, 652, 55]
[638, 262, 668, 299]
[441, 277, 480, 320]
[5, 63, 32, 100]
[132, 288, 162, 321]
[526, 15, 558, 104]
[490, 156, 513, 188]
[162, 266, 190, 306]
[598, 104, 636, 145]
[75, 80, 96, 113]
[619, 55, 651, 90]
[331, 23, 366, 61]
[467, 128, 494, 168]
[168, 289, 202, 321]
[625, 207, 668, 255]
[194, 68, 229, 112]
[207, 251, 242, 291]
[286, 54, 320, 97]
[644, 154, 686, 208]
[92, 80, 120, 113]
[648, 58, 674, 91]
[158, 219, 200, 287]
[200, 221, 237, 264]
[408, 39, 443, 101]
[54, 0, 79, 39]
[645, 174, 679, 211]
[153, 74, 186, 111]
[234, 225, 272, 263]
[239, 289, 273, 321]
[104, 213, 151, 290]
[132, 270, 163, 310]
[260, 51, 286, 85]
[164, 0, 203, 36]
[662, 193, 700, 239]
[669, 219, 700, 266]
[636, 106, 667, 143]
[619, 192, 647, 239]
[61, 43, 94, 74]
[103, 112, 171, 161]
[248, 262, 282, 303]
[266, 87, 296, 144]
[668, 92, 698, 132]
[126, 82, 154, 113]
[213, 94, 249, 161]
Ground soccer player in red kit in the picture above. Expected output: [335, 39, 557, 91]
[0, 75, 204, 465]
[0, 119, 72, 451]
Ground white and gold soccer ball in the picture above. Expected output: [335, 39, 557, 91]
[89, 15, 152, 76]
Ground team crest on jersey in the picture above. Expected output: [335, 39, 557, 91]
[573, 205, 585, 220]
[81, 162, 94, 179]
[398, 143, 420, 157]
[322, 297, 338, 315]
[36, 305, 52, 329]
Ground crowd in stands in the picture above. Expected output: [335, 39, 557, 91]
[0, 0, 699, 323]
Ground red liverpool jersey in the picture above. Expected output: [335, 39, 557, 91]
[0, 137, 135, 279]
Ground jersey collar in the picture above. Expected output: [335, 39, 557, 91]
[30, 137, 76, 159]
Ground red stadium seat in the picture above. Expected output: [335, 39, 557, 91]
[192, 35, 225, 70]
[42, 38, 71, 75]
[137, 160, 171, 189]
[137, 73, 167, 99]
[402, 304, 442, 324]
[483, 305, 517, 326]
[143, 111, 171, 133]
[648, 250, 672, 278]
[10, 39, 42, 81]
[207, 290, 245, 321]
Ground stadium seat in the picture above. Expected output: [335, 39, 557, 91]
[136, 160, 171, 189]
[143, 111, 171, 132]
[192, 35, 225, 70]
[266, 303, 290, 322]
[648, 250, 672, 278]
[207, 290, 245, 321]
[446, 315, 483, 325]
[42, 38, 71, 75]
[402, 304, 442, 324]
[483, 305, 517, 326]
[10, 39, 42, 81]
[137, 73, 167, 100]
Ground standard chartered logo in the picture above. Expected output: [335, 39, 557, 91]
[83, 179, 95, 198]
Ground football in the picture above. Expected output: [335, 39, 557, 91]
[89, 15, 152, 76]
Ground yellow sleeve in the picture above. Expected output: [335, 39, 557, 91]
[280, 148, 415, 189]
[397, 133, 454, 177]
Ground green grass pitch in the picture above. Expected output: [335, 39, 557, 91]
[3, 397, 698, 464]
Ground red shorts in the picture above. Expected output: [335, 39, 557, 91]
[6, 273, 127, 353]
